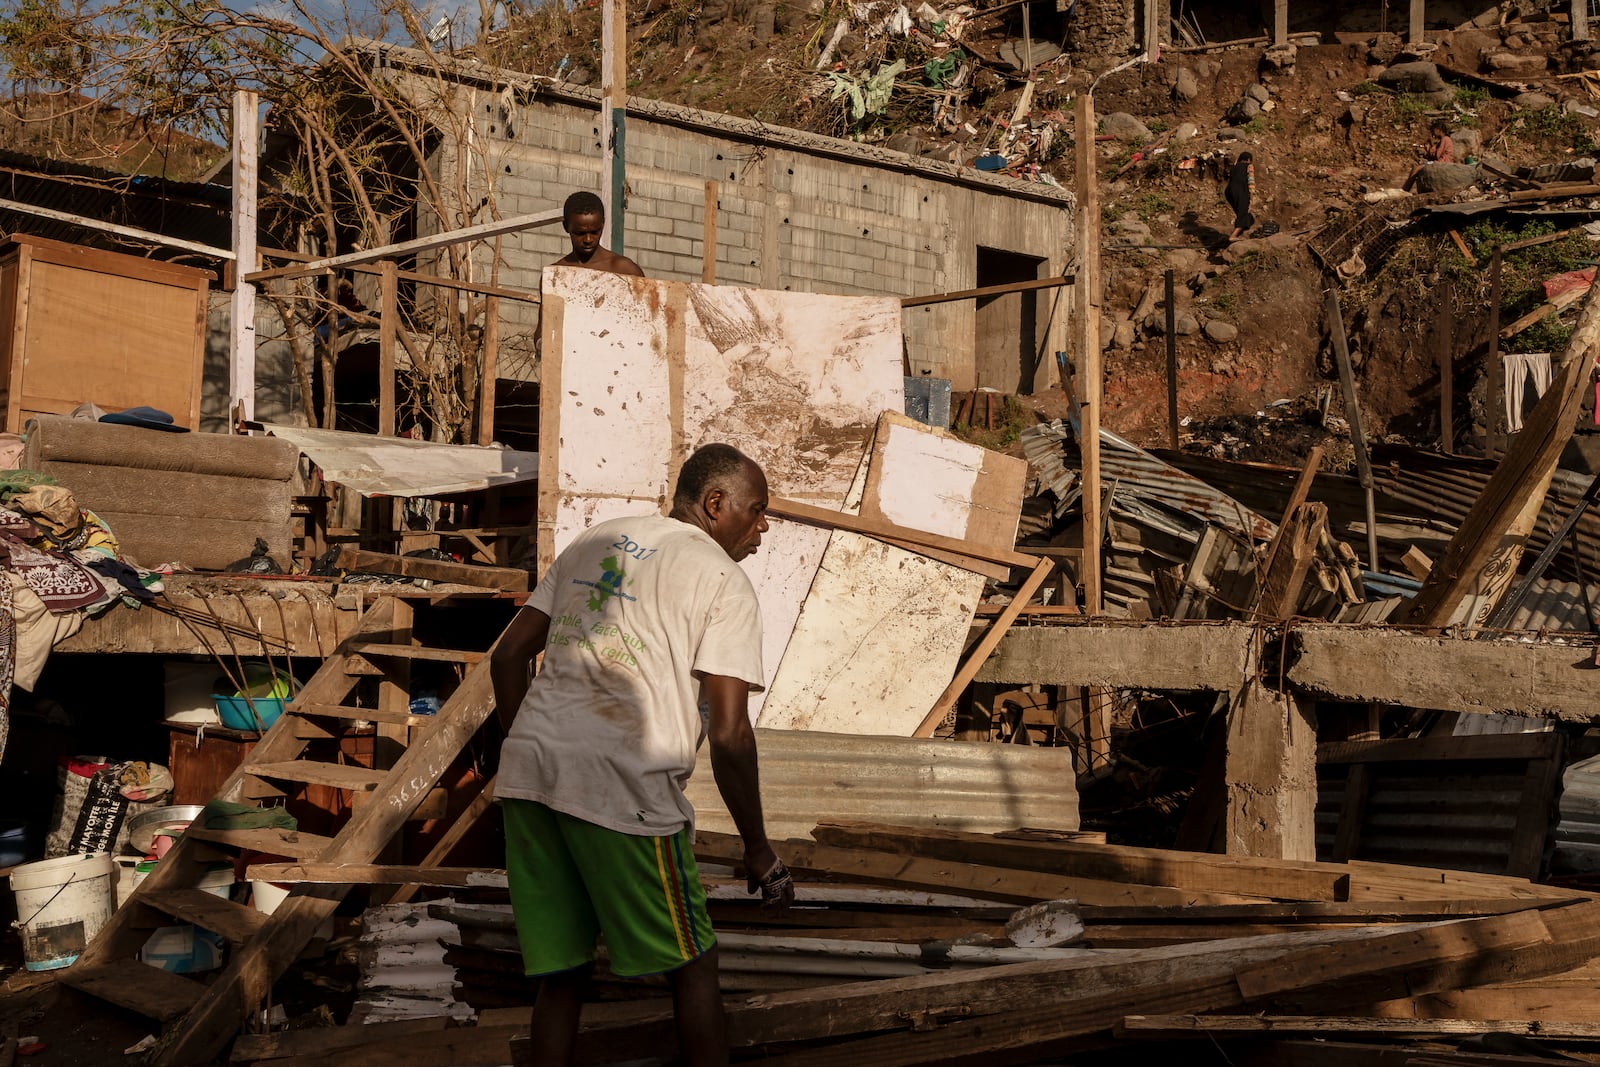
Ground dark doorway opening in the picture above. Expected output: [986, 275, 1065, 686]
[975, 246, 1046, 394]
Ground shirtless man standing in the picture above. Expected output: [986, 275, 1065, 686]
[553, 191, 645, 277]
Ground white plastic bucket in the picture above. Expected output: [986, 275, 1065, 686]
[10, 852, 115, 971]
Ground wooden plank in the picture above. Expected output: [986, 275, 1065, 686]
[1318, 734, 1564, 766]
[344, 643, 485, 664]
[1118, 1014, 1600, 1038]
[246, 862, 507, 887]
[702, 179, 718, 283]
[229, 89, 258, 422]
[242, 208, 565, 284]
[335, 547, 528, 591]
[804, 821, 1348, 902]
[1448, 230, 1477, 266]
[289, 702, 436, 727]
[901, 274, 1074, 308]
[1075, 90, 1102, 612]
[735, 903, 1600, 1067]
[769, 495, 1040, 571]
[182, 826, 332, 860]
[248, 759, 386, 791]
[378, 260, 397, 437]
[696, 831, 1267, 906]
[63, 958, 202, 1022]
[251, 1023, 525, 1067]
[913, 556, 1055, 736]
[230, 1017, 449, 1062]
[1254, 502, 1327, 619]
[476, 294, 499, 447]
[142, 889, 269, 945]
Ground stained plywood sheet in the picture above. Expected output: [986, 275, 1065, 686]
[538, 268, 904, 705]
[760, 415, 1028, 733]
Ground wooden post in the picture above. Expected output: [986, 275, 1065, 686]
[1142, 0, 1161, 55]
[1165, 268, 1178, 449]
[1576, 0, 1591, 42]
[477, 295, 499, 446]
[1486, 247, 1504, 457]
[702, 180, 718, 284]
[230, 89, 259, 425]
[1438, 274, 1453, 453]
[1273, 0, 1289, 46]
[1409, 0, 1425, 45]
[1074, 91, 1103, 614]
[1327, 290, 1378, 572]
[601, 0, 627, 255]
[1400, 284, 1600, 629]
[379, 260, 397, 437]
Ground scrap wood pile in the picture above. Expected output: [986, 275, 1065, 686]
[233, 821, 1600, 1067]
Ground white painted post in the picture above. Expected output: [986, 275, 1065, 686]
[1576, 0, 1591, 43]
[600, 0, 627, 253]
[230, 89, 259, 425]
[1409, 0, 1425, 45]
[1274, 0, 1289, 47]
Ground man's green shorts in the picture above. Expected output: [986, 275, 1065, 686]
[503, 798, 716, 977]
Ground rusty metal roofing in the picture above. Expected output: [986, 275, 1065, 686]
[687, 728, 1078, 841]
[1022, 420, 1275, 542]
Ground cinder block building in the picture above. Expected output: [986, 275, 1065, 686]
[367, 42, 1075, 397]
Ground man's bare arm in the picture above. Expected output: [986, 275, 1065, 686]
[703, 674, 779, 879]
[490, 607, 551, 733]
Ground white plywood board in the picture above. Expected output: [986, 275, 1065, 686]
[539, 268, 905, 709]
[756, 534, 984, 732]
[760, 415, 1020, 734]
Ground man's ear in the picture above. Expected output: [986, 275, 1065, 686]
[703, 486, 727, 520]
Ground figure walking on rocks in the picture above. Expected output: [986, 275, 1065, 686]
[1225, 151, 1255, 242]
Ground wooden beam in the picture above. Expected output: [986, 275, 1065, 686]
[805, 821, 1349, 902]
[230, 90, 259, 423]
[702, 180, 718, 283]
[1273, 0, 1288, 46]
[914, 557, 1055, 737]
[1075, 91, 1103, 615]
[602, 0, 627, 253]
[260, 248, 540, 303]
[1438, 274, 1453, 451]
[477, 294, 499, 446]
[1400, 283, 1600, 628]
[901, 275, 1074, 308]
[378, 259, 397, 437]
[0, 196, 233, 261]
[1409, 0, 1425, 44]
[1486, 247, 1505, 455]
[246, 862, 507, 887]
[1577, 0, 1592, 42]
[388, 775, 497, 906]
[1118, 1015, 1600, 1039]
[1255, 503, 1327, 619]
[335, 547, 529, 591]
[1327, 290, 1377, 570]
[242, 208, 565, 284]
[767, 496, 1040, 571]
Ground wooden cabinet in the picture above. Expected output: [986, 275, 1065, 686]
[0, 235, 211, 432]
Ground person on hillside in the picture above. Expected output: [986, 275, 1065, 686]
[1403, 123, 1455, 192]
[553, 190, 645, 277]
[1225, 151, 1256, 243]
[491, 442, 793, 1067]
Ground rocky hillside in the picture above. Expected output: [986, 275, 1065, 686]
[484, 3, 1600, 464]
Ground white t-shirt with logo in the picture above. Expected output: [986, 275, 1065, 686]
[498, 514, 765, 835]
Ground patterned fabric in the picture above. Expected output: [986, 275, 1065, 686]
[0, 534, 111, 613]
[0, 577, 14, 764]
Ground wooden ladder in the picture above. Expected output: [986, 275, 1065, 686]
[62, 595, 503, 1066]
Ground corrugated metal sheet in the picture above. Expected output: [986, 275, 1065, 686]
[263, 423, 537, 497]
[687, 729, 1077, 841]
[1554, 752, 1600, 874]
[1022, 420, 1275, 542]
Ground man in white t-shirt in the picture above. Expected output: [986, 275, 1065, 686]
[490, 443, 793, 1067]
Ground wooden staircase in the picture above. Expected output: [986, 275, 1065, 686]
[62, 595, 508, 1066]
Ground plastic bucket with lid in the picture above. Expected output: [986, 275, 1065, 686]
[10, 852, 115, 971]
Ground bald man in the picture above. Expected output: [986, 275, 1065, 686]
[491, 443, 791, 1067]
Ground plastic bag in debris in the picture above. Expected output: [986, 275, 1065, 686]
[885, 4, 912, 34]
[223, 537, 284, 574]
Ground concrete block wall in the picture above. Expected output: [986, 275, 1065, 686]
[412, 76, 1073, 392]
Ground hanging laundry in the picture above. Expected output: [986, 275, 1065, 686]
[1503, 351, 1553, 433]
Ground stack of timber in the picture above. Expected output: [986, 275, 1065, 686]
[231, 819, 1600, 1067]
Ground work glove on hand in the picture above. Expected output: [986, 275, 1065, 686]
[747, 855, 796, 913]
